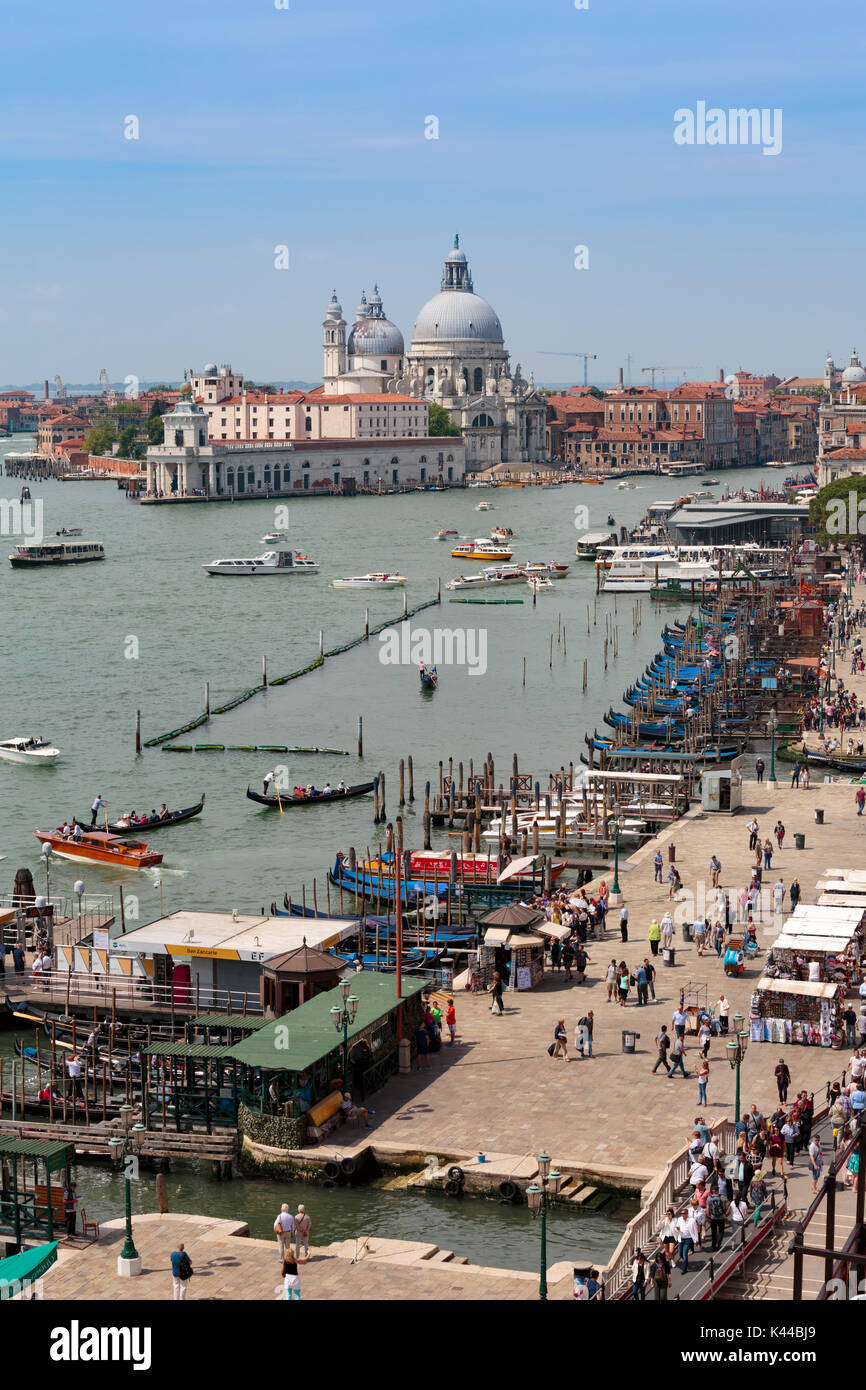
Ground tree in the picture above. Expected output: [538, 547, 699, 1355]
[428, 402, 461, 437]
[809, 473, 866, 546]
[146, 415, 165, 445]
[117, 424, 138, 457]
[85, 419, 118, 455]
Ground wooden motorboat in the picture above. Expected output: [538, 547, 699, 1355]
[246, 781, 376, 807]
[33, 829, 163, 868]
[78, 795, 204, 835]
[0, 736, 60, 765]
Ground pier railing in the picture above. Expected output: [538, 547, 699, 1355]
[22, 970, 264, 1018]
[599, 1117, 736, 1300]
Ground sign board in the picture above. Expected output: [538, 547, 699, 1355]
[761, 677, 778, 689]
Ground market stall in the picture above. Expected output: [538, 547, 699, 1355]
[749, 976, 845, 1048]
[474, 926, 546, 992]
[766, 932, 856, 986]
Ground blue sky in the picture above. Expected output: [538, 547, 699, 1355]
[1, 0, 863, 387]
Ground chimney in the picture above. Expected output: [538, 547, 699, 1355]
[43, 380, 49, 400]
[719, 368, 724, 384]
[618, 367, 624, 388]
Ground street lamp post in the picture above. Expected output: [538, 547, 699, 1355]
[725, 1014, 749, 1121]
[40, 841, 52, 902]
[109, 1105, 146, 1276]
[766, 707, 779, 784]
[610, 801, 622, 897]
[526, 1149, 563, 1301]
[330, 981, 359, 1083]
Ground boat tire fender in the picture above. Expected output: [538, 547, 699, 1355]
[443, 1179, 463, 1197]
[322, 1160, 341, 1181]
[446, 1165, 465, 1183]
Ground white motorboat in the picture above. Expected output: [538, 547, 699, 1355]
[261, 530, 290, 544]
[522, 561, 570, 577]
[0, 736, 60, 765]
[475, 500, 495, 511]
[527, 575, 555, 593]
[204, 550, 318, 576]
[446, 565, 526, 591]
[490, 527, 514, 541]
[332, 573, 407, 589]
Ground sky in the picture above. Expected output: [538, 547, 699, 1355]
[1, 0, 864, 389]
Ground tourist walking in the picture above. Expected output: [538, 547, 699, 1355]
[660, 912, 675, 951]
[763, 838, 774, 871]
[294, 1206, 311, 1259]
[747, 818, 759, 852]
[775, 820, 785, 849]
[12, 944, 25, 976]
[630, 1250, 647, 1301]
[643, 957, 656, 1000]
[445, 999, 456, 1045]
[713, 920, 725, 958]
[672, 1005, 687, 1040]
[659, 1207, 678, 1263]
[774, 1056, 791, 1102]
[653, 850, 663, 883]
[717, 993, 730, 1035]
[857, 787, 866, 816]
[170, 1243, 193, 1300]
[577, 1012, 594, 1058]
[667, 1033, 687, 1078]
[755, 757, 765, 783]
[791, 761, 801, 788]
[676, 1207, 698, 1273]
[707, 1185, 727, 1251]
[274, 1204, 295, 1260]
[652, 1025, 671, 1073]
[550, 1018, 570, 1061]
[648, 918, 661, 956]
[789, 877, 801, 909]
[617, 962, 631, 1006]
[649, 1249, 671, 1300]
[619, 903, 629, 943]
[709, 854, 721, 887]
[695, 1056, 710, 1105]
[808, 1135, 824, 1195]
[606, 958, 617, 1002]
[489, 972, 504, 1016]
[698, 1019, 712, 1059]
[635, 960, 649, 1006]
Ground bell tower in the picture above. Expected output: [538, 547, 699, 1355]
[322, 292, 346, 386]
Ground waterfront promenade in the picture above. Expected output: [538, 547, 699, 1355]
[302, 780, 864, 1188]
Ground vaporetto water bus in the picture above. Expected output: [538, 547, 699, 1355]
[203, 549, 318, 576]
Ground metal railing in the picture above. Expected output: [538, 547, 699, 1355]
[21, 969, 263, 1017]
[600, 1117, 736, 1299]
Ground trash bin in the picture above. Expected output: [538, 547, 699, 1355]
[621, 1030, 639, 1054]
[663, 947, 676, 967]
[682, 922, 692, 942]
[794, 832, 806, 850]
[815, 808, 824, 825]
[668, 844, 676, 862]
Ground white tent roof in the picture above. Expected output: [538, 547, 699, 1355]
[772, 933, 852, 954]
[111, 910, 354, 961]
[781, 916, 860, 941]
[817, 894, 866, 910]
[756, 975, 842, 1000]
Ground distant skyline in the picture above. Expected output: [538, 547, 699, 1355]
[1, 0, 863, 387]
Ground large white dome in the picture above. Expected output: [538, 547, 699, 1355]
[413, 290, 503, 344]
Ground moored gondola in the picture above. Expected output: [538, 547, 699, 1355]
[246, 781, 376, 808]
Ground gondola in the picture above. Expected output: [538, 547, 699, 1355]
[77, 794, 205, 835]
[419, 664, 438, 691]
[246, 781, 376, 808]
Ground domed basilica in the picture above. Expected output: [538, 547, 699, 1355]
[323, 237, 547, 468]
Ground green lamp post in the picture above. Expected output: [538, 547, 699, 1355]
[725, 1014, 749, 1121]
[526, 1150, 563, 1301]
[109, 1106, 146, 1275]
[610, 802, 622, 897]
[330, 981, 359, 1083]
[766, 707, 779, 784]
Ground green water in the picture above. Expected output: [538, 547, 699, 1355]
[0, 440, 780, 922]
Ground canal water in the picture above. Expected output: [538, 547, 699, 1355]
[0, 438, 786, 922]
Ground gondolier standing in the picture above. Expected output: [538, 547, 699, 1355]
[90, 793, 105, 826]
[263, 770, 277, 797]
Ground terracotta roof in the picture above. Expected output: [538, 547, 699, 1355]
[826, 447, 866, 459]
[210, 393, 305, 406]
[308, 394, 425, 405]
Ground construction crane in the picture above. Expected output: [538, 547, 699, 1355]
[538, 351, 598, 387]
[640, 366, 701, 389]
[53, 374, 67, 400]
[98, 368, 116, 404]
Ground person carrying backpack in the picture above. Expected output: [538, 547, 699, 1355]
[171, 1243, 194, 1300]
[649, 1249, 671, 1301]
[707, 1185, 728, 1251]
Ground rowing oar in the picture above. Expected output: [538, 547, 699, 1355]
[276, 781, 283, 816]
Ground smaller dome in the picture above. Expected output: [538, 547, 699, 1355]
[324, 291, 343, 321]
[203, 362, 217, 375]
[348, 316, 404, 358]
[842, 351, 866, 384]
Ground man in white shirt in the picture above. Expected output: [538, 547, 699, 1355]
[273, 1204, 295, 1260]
[689, 1160, 709, 1188]
[66, 1054, 83, 1099]
[660, 912, 675, 949]
[676, 1207, 698, 1272]
[702, 1137, 720, 1163]
[90, 793, 105, 826]
[773, 878, 785, 914]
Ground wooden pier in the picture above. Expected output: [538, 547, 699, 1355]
[0, 1115, 236, 1163]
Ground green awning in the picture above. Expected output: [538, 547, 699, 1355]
[227, 971, 427, 1073]
[0, 1139, 73, 1174]
[0, 1242, 58, 1298]
[191, 1014, 269, 1030]
[144, 1043, 232, 1059]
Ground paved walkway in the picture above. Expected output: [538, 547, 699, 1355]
[44, 1213, 575, 1301]
[310, 780, 862, 1186]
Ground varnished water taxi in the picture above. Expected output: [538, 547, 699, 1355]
[33, 829, 163, 868]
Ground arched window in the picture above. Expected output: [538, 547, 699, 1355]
[391, 456, 399, 466]
[419, 454, 427, 463]
[174, 430, 183, 446]
[472, 414, 494, 428]
[473, 367, 483, 392]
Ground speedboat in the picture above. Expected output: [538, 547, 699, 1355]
[55, 528, 83, 536]
[475, 500, 495, 511]
[33, 829, 162, 868]
[332, 573, 407, 589]
[490, 527, 514, 541]
[435, 529, 459, 541]
[204, 549, 318, 575]
[451, 539, 514, 561]
[522, 561, 570, 577]
[0, 737, 60, 766]
[446, 565, 526, 590]
[261, 530, 290, 544]
[527, 575, 555, 593]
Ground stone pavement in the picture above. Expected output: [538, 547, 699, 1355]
[44, 1213, 574, 1301]
[317, 780, 863, 1187]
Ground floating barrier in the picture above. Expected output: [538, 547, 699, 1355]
[143, 595, 439, 748]
[161, 744, 351, 755]
[448, 597, 524, 605]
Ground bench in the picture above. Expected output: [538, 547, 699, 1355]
[306, 1089, 343, 1143]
